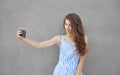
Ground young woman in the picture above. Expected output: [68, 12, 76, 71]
[17, 13, 88, 75]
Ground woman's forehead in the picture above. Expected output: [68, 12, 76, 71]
[65, 19, 71, 24]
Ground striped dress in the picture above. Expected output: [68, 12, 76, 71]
[53, 35, 82, 75]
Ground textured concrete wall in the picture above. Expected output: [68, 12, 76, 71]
[0, 0, 120, 75]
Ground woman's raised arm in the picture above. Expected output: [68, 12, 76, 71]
[17, 28, 60, 49]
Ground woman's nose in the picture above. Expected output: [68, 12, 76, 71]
[67, 26, 70, 29]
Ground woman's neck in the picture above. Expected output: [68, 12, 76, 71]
[65, 33, 75, 44]
[65, 33, 73, 40]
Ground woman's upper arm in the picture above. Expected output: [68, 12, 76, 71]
[38, 35, 60, 48]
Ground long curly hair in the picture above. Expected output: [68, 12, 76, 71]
[63, 13, 87, 55]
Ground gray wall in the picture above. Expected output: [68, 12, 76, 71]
[0, 0, 120, 75]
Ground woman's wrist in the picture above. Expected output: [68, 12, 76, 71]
[18, 36, 25, 40]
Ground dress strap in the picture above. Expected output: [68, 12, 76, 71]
[60, 35, 65, 42]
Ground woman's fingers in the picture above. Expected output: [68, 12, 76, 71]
[17, 28, 23, 38]
[19, 28, 23, 31]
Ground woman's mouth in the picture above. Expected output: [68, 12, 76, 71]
[67, 29, 70, 32]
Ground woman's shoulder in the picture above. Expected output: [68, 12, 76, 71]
[53, 35, 63, 42]
[53, 35, 63, 38]
[85, 36, 88, 40]
[85, 35, 88, 45]
[53, 35, 64, 46]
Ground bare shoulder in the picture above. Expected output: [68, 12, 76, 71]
[85, 36, 88, 40]
[53, 35, 60, 41]
[53, 35, 61, 44]
[85, 36, 88, 44]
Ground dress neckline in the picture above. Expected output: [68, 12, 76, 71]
[63, 35, 75, 46]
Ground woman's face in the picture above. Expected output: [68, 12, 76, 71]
[64, 19, 72, 34]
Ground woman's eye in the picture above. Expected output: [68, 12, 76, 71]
[65, 23, 67, 25]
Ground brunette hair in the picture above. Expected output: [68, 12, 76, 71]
[63, 13, 87, 55]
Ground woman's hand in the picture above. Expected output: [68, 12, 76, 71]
[16, 28, 24, 40]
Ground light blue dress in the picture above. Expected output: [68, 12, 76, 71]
[53, 35, 82, 75]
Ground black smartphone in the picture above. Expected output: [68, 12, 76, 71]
[20, 30, 26, 38]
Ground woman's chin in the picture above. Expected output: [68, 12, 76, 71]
[66, 31, 71, 34]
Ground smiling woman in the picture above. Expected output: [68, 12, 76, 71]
[17, 13, 88, 75]
[64, 19, 72, 33]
